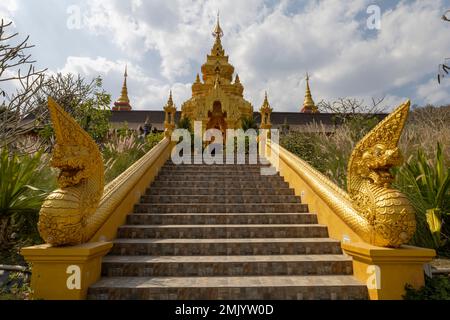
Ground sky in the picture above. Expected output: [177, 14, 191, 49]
[2, 0, 450, 112]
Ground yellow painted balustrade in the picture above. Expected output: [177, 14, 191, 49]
[262, 101, 435, 299]
[21, 103, 174, 299]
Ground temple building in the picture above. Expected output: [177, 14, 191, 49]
[109, 16, 385, 133]
[179, 14, 253, 134]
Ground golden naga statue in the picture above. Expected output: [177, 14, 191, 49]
[347, 100, 416, 247]
[38, 97, 104, 246]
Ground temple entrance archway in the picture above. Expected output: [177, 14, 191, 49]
[206, 101, 227, 138]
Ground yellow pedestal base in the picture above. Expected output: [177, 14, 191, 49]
[21, 242, 112, 300]
[342, 242, 435, 300]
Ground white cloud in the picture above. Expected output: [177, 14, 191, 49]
[417, 77, 450, 105]
[57, 55, 191, 110]
[7, 0, 450, 111]
[75, 0, 450, 111]
[0, 0, 19, 22]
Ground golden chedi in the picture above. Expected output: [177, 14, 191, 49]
[181, 13, 253, 133]
[301, 73, 319, 113]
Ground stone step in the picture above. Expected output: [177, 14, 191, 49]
[164, 161, 270, 166]
[140, 195, 301, 204]
[134, 203, 309, 213]
[110, 238, 344, 256]
[163, 165, 272, 170]
[160, 167, 267, 173]
[154, 175, 285, 182]
[145, 187, 295, 196]
[150, 180, 289, 188]
[87, 275, 368, 300]
[158, 171, 269, 177]
[126, 213, 317, 225]
[117, 224, 328, 239]
[101, 254, 354, 277]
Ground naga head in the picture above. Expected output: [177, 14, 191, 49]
[47, 97, 102, 189]
[348, 100, 410, 193]
[358, 143, 403, 187]
[52, 143, 96, 188]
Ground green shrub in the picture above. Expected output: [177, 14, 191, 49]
[393, 143, 450, 253]
[0, 271, 32, 300]
[144, 132, 164, 152]
[177, 117, 192, 132]
[404, 275, 450, 300]
[0, 149, 52, 264]
[0, 149, 47, 239]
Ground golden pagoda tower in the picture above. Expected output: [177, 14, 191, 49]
[301, 73, 319, 113]
[163, 90, 176, 137]
[181, 13, 253, 133]
[113, 65, 132, 111]
[259, 91, 273, 130]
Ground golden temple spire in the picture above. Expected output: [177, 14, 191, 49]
[263, 91, 269, 107]
[163, 90, 176, 137]
[167, 90, 174, 106]
[301, 72, 318, 113]
[113, 65, 132, 111]
[260, 91, 273, 129]
[210, 11, 225, 57]
[212, 11, 223, 39]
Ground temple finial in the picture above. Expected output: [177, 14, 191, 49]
[212, 10, 224, 39]
[168, 90, 173, 105]
[262, 91, 271, 109]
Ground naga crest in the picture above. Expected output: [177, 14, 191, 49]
[347, 100, 416, 247]
[38, 97, 104, 246]
[348, 100, 410, 193]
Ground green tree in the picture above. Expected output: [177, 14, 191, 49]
[0, 19, 46, 148]
[37, 74, 111, 143]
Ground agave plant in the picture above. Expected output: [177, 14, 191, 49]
[241, 116, 258, 131]
[394, 143, 450, 250]
[0, 149, 47, 245]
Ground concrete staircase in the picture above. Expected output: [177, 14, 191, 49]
[88, 160, 368, 300]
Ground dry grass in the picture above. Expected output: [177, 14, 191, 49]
[281, 106, 450, 189]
